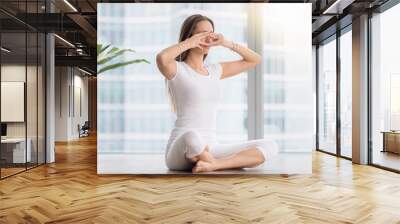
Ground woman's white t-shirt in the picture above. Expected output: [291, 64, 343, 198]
[165, 61, 223, 154]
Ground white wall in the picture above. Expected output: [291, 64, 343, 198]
[1, 63, 47, 164]
[71, 73, 89, 138]
[55, 67, 89, 141]
[1, 65, 26, 139]
[1, 65, 39, 138]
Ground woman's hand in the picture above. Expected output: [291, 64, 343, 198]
[186, 32, 227, 49]
[208, 33, 237, 50]
[208, 33, 225, 47]
[185, 32, 212, 50]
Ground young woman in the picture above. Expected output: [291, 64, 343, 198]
[156, 14, 278, 173]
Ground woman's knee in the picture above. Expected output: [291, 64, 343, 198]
[182, 130, 201, 147]
[181, 130, 206, 158]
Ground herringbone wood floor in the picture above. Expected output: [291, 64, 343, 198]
[1, 134, 400, 224]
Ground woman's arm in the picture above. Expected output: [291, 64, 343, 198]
[210, 33, 261, 79]
[156, 32, 211, 80]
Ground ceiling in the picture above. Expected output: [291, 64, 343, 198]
[0, 0, 394, 75]
[310, 0, 390, 44]
[0, 0, 98, 74]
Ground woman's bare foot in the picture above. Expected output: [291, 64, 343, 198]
[192, 160, 217, 173]
[188, 145, 216, 163]
[200, 147, 216, 163]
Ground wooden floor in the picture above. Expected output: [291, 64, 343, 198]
[0, 167, 26, 178]
[1, 134, 400, 223]
[373, 151, 400, 171]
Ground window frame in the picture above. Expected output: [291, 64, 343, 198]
[368, 1, 400, 173]
[315, 24, 353, 161]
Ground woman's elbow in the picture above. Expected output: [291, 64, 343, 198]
[247, 54, 261, 67]
[156, 52, 166, 66]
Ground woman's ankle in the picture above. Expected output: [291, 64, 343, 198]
[199, 149, 215, 163]
[187, 149, 214, 163]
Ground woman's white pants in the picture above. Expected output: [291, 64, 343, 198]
[165, 130, 279, 171]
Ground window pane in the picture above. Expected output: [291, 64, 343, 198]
[318, 37, 337, 154]
[1, 31, 28, 177]
[340, 29, 352, 158]
[208, 5, 248, 142]
[262, 4, 313, 152]
[371, 4, 400, 171]
[27, 31, 38, 169]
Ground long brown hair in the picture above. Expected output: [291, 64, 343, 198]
[166, 14, 215, 113]
[175, 14, 214, 62]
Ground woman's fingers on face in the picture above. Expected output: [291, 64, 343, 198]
[194, 32, 220, 48]
[208, 41, 218, 47]
[209, 33, 218, 38]
[199, 41, 210, 47]
[210, 34, 221, 43]
[210, 36, 221, 45]
[198, 31, 211, 38]
[195, 32, 215, 43]
[211, 33, 221, 40]
[200, 35, 209, 41]
[201, 32, 215, 40]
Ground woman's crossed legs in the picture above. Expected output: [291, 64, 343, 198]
[165, 130, 279, 173]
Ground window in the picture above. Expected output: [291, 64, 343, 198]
[371, 4, 400, 171]
[317, 37, 337, 154]
[339, 28, 352, 158]
[262, 4, 314, 152]
[0, 1, 46, 179]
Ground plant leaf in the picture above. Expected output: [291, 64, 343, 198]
[97, 44, 102, 55]
[98, 46, 118, 59]
[97, 48, 117, 62]
[97, 47, 121, 63]
[98, 59, 150, 74]
[98, 44, 111, 56]
[98, 49, 135, 65]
